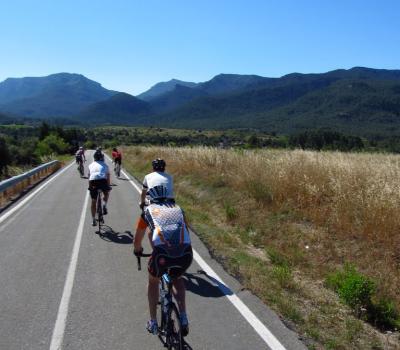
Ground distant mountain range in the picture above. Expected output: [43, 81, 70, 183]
[0, 73, 117, 118]
[1, 68, 400, 136]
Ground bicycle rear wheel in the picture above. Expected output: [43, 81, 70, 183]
[96, 191, 103, 232]
[167, 303, 183, 350]
[79, 162, 84, 176]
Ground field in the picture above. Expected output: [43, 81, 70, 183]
[122, 145, 400, 349]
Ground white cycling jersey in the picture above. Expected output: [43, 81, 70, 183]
[143, 171, 174, 199]
[88, 161, 109, 181]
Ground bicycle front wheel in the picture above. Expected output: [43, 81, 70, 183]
[167, 303, 183, 350]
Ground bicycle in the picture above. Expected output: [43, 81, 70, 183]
[95, 188, 104, 232]
[136, 252, 184, 350]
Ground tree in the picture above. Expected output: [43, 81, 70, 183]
[36, 134, 68, 156]
[0, 137, 11, 177]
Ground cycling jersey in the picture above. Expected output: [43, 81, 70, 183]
[143, 172, 174, 199]
[144, 203, 190, 247]
[112, 150, 122, 160]
[88, 161, 109, 180]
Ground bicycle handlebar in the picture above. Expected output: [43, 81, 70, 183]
[135, 251, 152, 271]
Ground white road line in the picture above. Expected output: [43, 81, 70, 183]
[49, 190, 90, 350]
[122, 167, 287, 350]
[0, 161, 75, 226]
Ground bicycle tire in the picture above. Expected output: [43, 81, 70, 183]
[157, 280, 168, 343]
[167, 303, 183, 350]
[97, 191, 103, 232]
[79, 163, 84, 177]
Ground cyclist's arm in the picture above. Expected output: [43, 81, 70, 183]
[140, 188, 147, 206]
[133, 223, 146, 252]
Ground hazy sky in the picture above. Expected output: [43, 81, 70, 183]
[1, 0, 399, 95]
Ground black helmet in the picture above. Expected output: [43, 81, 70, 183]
[93, 150, 103, 161]
[152, 158, 166, 171]
[147, 185, 168, 201]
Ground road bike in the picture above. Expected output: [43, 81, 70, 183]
[136, 252, 184, 350]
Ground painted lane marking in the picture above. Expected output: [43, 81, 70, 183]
[0, 161, 75, 226]
[49, 190, 90, 350]
[122, 166, 287, 350]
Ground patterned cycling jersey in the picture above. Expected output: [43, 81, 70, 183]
[144, 203, 191, 247]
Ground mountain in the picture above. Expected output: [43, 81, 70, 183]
[77, 92, 151, 124]
[145, 67, 400, 135]
[137, 79, 197, 101]
[149, 84, 209, 113]
[197, 73, 268, 95]
[0, 73, 117, 118]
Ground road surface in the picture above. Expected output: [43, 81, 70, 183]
[0, 153, 307, 350]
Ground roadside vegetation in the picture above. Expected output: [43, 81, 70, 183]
[122, 145, 400, 349]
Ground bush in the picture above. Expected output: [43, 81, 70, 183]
[36, 133, 69, 156]
[326, 264, 400, 330]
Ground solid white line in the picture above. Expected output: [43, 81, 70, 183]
[193, 250, 286, 350]
[49, 190, 90, 350]
[122, 168, 287, 350]
[0, 161, 75, 226]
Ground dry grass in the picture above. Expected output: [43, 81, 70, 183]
[122, 146, 400, 349]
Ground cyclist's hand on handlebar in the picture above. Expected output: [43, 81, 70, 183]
[134, 246, 143, 257]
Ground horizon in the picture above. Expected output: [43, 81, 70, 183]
[1, 0, 399, 95]
[1, 65, 399, 97]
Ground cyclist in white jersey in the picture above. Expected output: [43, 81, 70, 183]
[134, 185, 192, 337]
[140, 158, 174, 209]
[88, 150, 111, 226]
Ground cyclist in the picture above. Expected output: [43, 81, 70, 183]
[75, 146, 86, 168]
[88, 150, 111, 226]
[139, 158, 174, 210]
[111, 147, 122, 172]
[134, 185, 192, 337]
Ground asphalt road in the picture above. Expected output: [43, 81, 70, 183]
[0, 154, 307, 350]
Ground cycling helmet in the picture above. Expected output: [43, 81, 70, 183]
[93, 150, 103, 161]
[79, 146, 83, 150]
[152, 158, 166, 171]
[147, 185, 168, 201]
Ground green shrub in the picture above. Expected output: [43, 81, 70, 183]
[326, 264, 400, 330]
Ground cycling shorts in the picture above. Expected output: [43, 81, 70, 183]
[88, 179, 110, 199]
[148, 244, 193, 278]
[76, 155, 83, 163]
[114, 157, 122, 165]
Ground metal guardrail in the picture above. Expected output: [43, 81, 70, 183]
[0, 160, 61, 205]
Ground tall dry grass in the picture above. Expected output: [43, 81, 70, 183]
[124, 146, 400, 306]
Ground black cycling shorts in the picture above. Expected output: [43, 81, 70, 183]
[88, 179, 110, 200]
[114, 157, 122, 165]
[148, 245, 193, 278]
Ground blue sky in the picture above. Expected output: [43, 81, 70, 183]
[1, 0, 399, 95]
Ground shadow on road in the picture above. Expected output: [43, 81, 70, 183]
[116, 177, 130, 181]
[96, 226, 133, 244]
[183, 270, 233, 298]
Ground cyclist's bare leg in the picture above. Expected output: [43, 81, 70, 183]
[91, 199, 96, 218]
[148, 274, 160, 320]
[172, 277, 186, 314]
